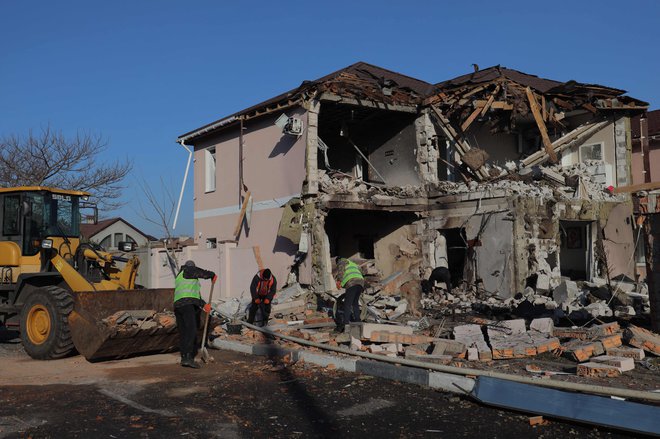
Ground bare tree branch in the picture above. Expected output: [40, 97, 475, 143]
[135, 177, 180, 276]
[0, 125, 132, 210]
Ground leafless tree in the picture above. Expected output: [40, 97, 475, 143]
[136, 177, 180, 277]
[0, 126, 132, 210]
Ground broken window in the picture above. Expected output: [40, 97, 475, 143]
[579, 143, 603, 161]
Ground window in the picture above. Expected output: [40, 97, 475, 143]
[579, 143, 603, 162]
[2, 196, 20, 235]
[205, 147, 217, 193]
[206, 238, 217, 249]
[100, 234, 111, 249]
[126, 234, 137, 244]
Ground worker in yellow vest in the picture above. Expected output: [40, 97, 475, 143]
[174, 260, 216, 368]
[334, 257, 365, 332]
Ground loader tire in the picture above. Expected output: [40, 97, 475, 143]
[20, 286, 75, 360]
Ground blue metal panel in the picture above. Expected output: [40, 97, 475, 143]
[472, 377, 660, 436]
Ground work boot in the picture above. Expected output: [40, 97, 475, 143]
[333, 324, 345, 334]
[181, 354, 201, 369]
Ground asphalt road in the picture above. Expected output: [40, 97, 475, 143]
[0, 329, 639, 439]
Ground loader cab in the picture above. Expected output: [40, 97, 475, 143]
[0, 187, 92, 278]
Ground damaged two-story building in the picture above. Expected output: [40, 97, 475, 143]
[176, 62, 648, 301]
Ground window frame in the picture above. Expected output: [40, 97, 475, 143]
[205, 147, 217, 193]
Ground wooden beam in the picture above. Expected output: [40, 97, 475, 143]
[521, 120, 608, 168]
[612, 181, 660, 194]
[480, 85, 501, 117]
[253, 246, 264, 271]
[582, 103, 598, 114]
[461, 106, 483, 132]
[232, 191, 251, 239]
[541, 95, 547, 121]
[474, 100, 513, 110]
[430, 106, 489, 180]
[526, 87, 558, 164]
[553, 97, 573, 110]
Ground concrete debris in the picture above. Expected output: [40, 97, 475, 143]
[624, 325, 660, 355]
[102, 310, 175, 330]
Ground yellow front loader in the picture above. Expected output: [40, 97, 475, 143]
[0, 187, 177, 361]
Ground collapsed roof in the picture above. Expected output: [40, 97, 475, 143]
[177, 62, 648, 145]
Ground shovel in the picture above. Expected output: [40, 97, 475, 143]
[199, 280, 216, 364]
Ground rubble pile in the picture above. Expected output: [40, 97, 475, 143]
[102, 309, 176, 331]
[211, 274, 658, 384]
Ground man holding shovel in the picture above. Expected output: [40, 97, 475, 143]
[174, 260, 216, 369]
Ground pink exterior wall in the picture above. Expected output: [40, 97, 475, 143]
[631, 147, 660, 185]
[192, 107, 308, 297]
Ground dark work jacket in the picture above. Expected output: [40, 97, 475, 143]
[174, 265, 215, 309]
[249, 273, 277, 302]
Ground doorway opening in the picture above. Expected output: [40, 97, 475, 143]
[559, 220, 592, 280]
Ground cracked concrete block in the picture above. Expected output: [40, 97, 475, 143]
[606, 346, 645, 360]
[453, 324, 483, 339]
[536, 274, 550, 293]
[432, 339, 466, 356]
[552, 280, 579, 305]
[349, 322, 413, 340]
[530, 318, 554, 335]
[590, 355, 635, 372]
[585, 301, 613, 318]
[350, 336, 363, 351]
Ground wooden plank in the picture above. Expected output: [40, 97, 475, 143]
[526, 87, 558, 164]
[232, 191, 251, 239]
[253, 246, 264, 271]
[461, 106, 483, 132]
[612, 181, 660, 194]
[480, 85, 500, 117]
[582, 103, 598, 114]
[553, 97, 573, 110]
[474, 100, 513, 110]
[430, 106, 489, 181]
[521, 120, 609, 168]
[541, 95, 547, 121]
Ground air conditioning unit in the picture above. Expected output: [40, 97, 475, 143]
[275, 114, 303, 136]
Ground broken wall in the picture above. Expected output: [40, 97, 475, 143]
[560, 119, 617, 187]
[317, 103, 419, 186]
[426, 195, 515, 298]
[601, 202, 636, 280]
[192, 107, 309, 297]
[465, 124, 519, 166]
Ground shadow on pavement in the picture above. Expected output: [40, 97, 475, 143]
[263, 335, 338, 438]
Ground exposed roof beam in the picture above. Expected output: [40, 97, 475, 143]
[526, 87, 558, 164]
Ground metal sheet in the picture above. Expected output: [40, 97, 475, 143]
[471, 377, 660, 435]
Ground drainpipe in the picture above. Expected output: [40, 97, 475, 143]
[173, 140, 193, 230]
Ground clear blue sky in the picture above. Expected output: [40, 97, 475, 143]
[2, 1, 658, 237]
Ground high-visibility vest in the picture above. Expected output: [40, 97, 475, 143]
[174, 271, 202, 302]
[340, 260, 363, 287]
[256, 270, 274, 297]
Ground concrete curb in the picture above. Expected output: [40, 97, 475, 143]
[211, 339, 474, 394]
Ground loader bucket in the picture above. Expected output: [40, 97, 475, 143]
[67, 289, 180, 362]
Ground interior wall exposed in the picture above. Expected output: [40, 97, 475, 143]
[465, 123, 519, 165]
[318, 103, 418, 186]
[324, 209, 418, 276]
